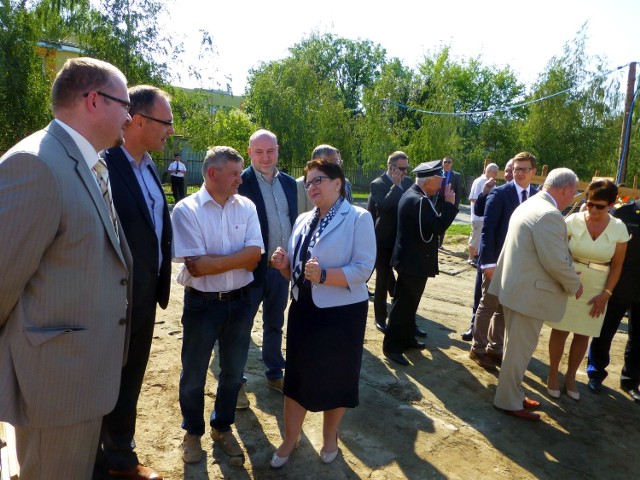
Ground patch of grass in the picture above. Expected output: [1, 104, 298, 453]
[447, 224, 471, 236]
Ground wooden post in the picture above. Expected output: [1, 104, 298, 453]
[617, 62, 637, 184]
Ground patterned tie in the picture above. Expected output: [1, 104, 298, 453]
[92, 159, 118, 236]
[521, 189, 528, 204]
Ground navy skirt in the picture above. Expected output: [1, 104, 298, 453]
[283, 286, 368, 412]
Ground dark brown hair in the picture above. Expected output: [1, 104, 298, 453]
[586, 178, 618, 204]
[304, 158, 346, 198]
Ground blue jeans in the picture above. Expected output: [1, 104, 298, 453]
[179, 289, 252, 435]
[247, 268, 288, 380]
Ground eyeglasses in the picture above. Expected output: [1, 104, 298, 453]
[514, 167, 533, 173]
[391, 164, 410, 172]
[443, 160, 452, 164]
[83, 91, 131, 112]
[586, 201, 608, 211]
[303, 175, 331, 190]
[138, 113, 174, 126]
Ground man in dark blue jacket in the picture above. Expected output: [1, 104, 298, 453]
[99, 85, 174, 479]
[238, 129, 297, 403]
[469, 152, 537, 371]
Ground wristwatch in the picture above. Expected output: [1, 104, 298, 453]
[319, 269, 327, 284]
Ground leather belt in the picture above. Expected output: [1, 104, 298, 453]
[572, 257, 610, 272]
[185, 286, 248, 301]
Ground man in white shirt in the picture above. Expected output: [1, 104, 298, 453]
[467, 163, 498, 266]
[172, 146, 263, 465]
[169, 153, 187, 202]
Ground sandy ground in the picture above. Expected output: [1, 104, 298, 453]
[123, 237, 640, 480]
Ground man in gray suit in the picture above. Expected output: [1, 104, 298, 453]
[489, 168, 582, 421]
[0, 58, 133, 478]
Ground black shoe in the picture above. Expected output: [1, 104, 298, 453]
[415, 327, 428, 338]
[461, 327, 473, 342]
[375, 321, 387, 333]
[410, 341, 426, 350]
[588, 378, 603, 393]
[621, 384, 640, 402]
[384, 351, 410, 366]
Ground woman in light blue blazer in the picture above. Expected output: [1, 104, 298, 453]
[269, 158, 375, 468]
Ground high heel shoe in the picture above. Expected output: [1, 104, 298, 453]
[546, 377, 561, 399]
[320, 448, 339, 464]
[270, 435, 301, 468]
[564, 385, 580, 401]
[320, 433, 339, 464]
[270, 451, 290, 468]
[546, 387, 561, 399]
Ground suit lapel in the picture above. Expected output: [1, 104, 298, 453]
[105, 148, 155, 230]
[46, 122, 125, 264]
[313, 200, 349, 243]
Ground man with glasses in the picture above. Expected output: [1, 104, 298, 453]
[367, 151, 414, 333]
[96, 85, 175, 480]
[436, 156, 462, 248]
[469, 152, 538, 371]
[169, 153, 188, 202]
[0, 57, 133, 478]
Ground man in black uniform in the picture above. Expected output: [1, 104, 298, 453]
[587, 197, 640, 401]
[383, 160, 458, 366]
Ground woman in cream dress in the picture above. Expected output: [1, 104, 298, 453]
[546, 179, 629, 400]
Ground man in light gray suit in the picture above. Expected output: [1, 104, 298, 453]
[0, 57, 133, 478]
[489, 168, 583, 421]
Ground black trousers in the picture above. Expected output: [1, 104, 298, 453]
[96, 291, 158, 471]
[588, 298, 640, 389]
[373, 246, 396, 324]
[171, 175, 186, 202]
[384, 272, 427, 353]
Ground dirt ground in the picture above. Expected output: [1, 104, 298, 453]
[123, 236, 640, 480]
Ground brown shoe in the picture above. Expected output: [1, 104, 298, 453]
[469, 350, 497, 371]
[236, 384, 250, 410]
[108, 464, 162, 479]
[486, 351, 503, 367]
[267, 377, 284, 393]
[211, 428, 245, 464]
[182, 434, 204, 463]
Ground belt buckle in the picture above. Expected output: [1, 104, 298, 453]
[217, 291, 230, 301]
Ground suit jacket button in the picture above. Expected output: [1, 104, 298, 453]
[119, 318, 127, 325]
[120, 279, 128, 285]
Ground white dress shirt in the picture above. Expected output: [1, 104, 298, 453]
[172, 185, 264, 292]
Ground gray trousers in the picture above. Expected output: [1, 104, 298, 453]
[15, 416, 102, 480]
[471, 273, 504, 354]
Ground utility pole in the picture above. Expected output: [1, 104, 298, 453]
[617, 62, 637, 184]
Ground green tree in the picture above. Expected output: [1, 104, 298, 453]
[519, 25, 623, 178]
[245, 57, 353, 169]
[290, 32, 387, 116]
[410, 46, 525, 176]
[358, 58, 417, 168]
[0, 1, 50, 149]
[71, 0, 172, 85]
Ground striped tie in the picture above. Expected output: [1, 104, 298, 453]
[92, 159, 118, 237]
